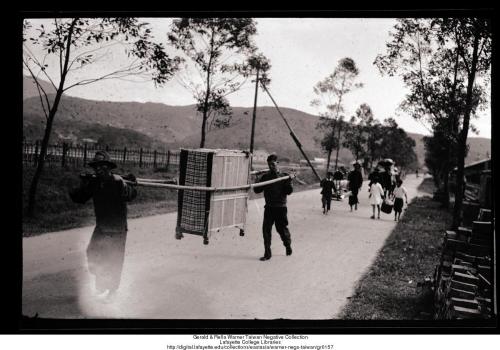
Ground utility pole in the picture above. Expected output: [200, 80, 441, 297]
[250, 66, 260, 156]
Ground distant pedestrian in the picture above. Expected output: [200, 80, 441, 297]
[416, 168, 419, 178]
[320, 171, 336, 214]
[332, 169, 344, 200]
[380, 164, 394, 198]
[369, 176, 384, 220]
[69, 151, 137, 300]
[253, 154, 293, 261]
[392, 178, 408, 221]
[368, 167, 380, 188]
[347, 162, 363, 211]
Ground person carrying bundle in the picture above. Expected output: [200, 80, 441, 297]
[253, 154, 293, 261]
[69, 151, 137, 300]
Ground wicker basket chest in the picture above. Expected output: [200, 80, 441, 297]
[175, 148, 251, 244]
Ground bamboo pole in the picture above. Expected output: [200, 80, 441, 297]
[133, 174, 294, 192]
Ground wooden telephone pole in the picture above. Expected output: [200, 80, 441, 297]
[249, 66, 260, 157]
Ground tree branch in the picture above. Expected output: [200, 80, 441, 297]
[23, 60, 51, 119]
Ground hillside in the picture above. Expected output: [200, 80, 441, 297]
[406, 132, 491, 167]
[23, 76, 57, 99]
[180, 106, 330, 162]
[23, 95, 200, 145]
[23, 77, 490, 167]
[464, 137, 492, 163]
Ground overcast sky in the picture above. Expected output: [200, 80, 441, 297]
[24, 17, 492, 138]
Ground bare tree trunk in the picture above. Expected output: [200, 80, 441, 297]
[442, 49, 461, 209]
[26, 91, 64, 217]
[26, 20, 75, 217]
[334, 123, 342, 171]
[452, 33, 479, 229]
[442, 168, 450, 208]
[200, 83, 210, 148]
[326, 149, 332, 173]
[200, 32, 215, 148]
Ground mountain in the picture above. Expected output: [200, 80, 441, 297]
[465, 137, 492, 163]
[406, 132, 491, 167]
[179, 106, 328, 161]
[23, 94, 201, 146]
[23, 76, 57, 99]
[23, 76, 490, 166]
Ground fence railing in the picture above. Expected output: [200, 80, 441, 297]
[23, 141, 180, 170]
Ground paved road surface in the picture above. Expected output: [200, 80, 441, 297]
[22, 176, 426, 319]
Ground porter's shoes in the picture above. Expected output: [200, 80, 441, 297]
[259, 255, 271, 261]
[370, 215, 375, 219]
[377, 216, 380, 219]
[286, 246, 292, 256]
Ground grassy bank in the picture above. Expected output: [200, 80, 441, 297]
[338, 177, 452, 320]
[22, 165, 320, 237]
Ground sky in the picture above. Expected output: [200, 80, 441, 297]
[23, 17, 492, 138]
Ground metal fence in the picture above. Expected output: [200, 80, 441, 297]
[23, 141, 180, 170]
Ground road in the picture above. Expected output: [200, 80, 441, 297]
[22, 176, 425, 319]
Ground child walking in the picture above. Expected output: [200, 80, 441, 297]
[392, 178, 408, 221]
[320, 171, 336, 214]
[369, 176, 384, 219]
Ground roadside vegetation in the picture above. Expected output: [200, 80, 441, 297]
[338, 177, 451, 320]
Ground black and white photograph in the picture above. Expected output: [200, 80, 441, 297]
[13, 10, 497, 337]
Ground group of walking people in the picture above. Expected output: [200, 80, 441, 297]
[320, 160, 408, 221]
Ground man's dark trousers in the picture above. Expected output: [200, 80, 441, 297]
[262, 206, 292, 256]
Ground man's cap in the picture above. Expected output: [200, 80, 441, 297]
[87, 151, 117, 169]
[267, 154, 278, 162]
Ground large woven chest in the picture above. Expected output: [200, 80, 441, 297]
[175, 148, 251, 244]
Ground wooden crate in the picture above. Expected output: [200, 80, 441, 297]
[176, 148, 251, 244]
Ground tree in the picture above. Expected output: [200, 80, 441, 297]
[23, 18, 180, 217]
[343, 103, 371, 163]
[423, 126, 462, 193]
[311, 57, 363, 172]
[360, 111, 384, 170]
[439, 18, 491, 228]
[168, 18, 259, 147]
[374, 18, 491, 225]
[379, 118, 418, 172]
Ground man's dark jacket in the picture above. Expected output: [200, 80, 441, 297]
[70, 174, 137, 231]
[348, 169, 363, 191]
[320, 178, 336, 198]
[253, 171, 293, 207]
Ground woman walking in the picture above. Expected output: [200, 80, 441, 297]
[347, 162, 363, 211]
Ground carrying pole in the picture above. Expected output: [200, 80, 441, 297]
[260, 82, 322, 183]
